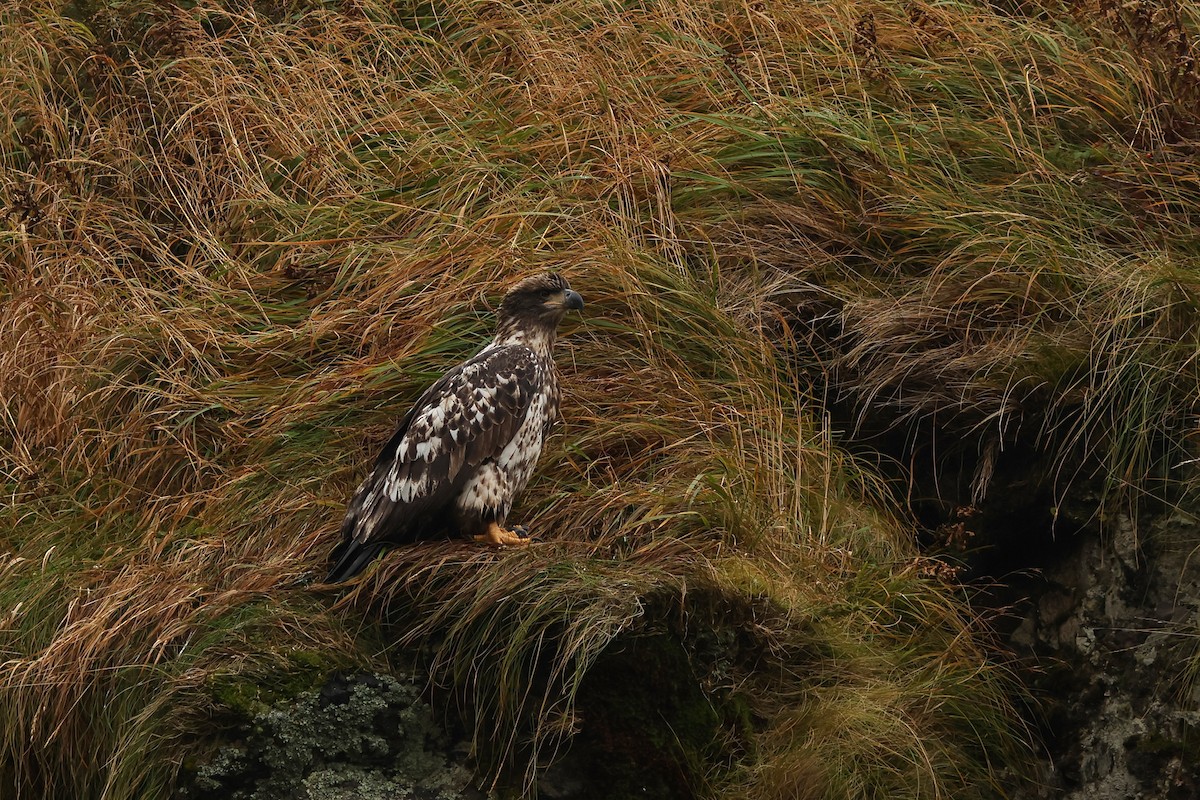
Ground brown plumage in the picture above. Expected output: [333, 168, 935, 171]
[325, 273, 583, 583]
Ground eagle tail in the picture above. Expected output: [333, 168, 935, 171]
[325, 539, 387, 584]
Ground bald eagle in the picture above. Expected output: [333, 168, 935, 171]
[325, 273, 584, 583]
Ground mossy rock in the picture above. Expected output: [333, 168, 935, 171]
[178, 672, 479, 800]
[208, 649, 343, 721]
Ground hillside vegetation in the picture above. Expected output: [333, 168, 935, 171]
[3, 0, 1199, 797]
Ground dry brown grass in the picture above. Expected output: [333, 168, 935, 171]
[13, 0, 1200, 796]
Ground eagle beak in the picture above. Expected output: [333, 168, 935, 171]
[563, 289, 584, 311]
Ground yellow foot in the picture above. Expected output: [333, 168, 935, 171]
[473, 521, 532, 547]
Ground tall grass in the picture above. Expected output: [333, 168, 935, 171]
[7, 0, 1200, 796]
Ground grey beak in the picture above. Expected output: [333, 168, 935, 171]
[563, 289, 584, 311]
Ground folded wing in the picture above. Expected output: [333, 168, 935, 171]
[326, 345, 537, 582]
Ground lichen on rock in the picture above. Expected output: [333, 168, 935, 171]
[1000, 492, 1200, 799]
[178, 673, 480, 800]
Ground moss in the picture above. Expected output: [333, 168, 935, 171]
[209, 649, 343, 720]
[567, 634, 723, 800]
[179, 673, 475, 800]
[1128, 722, 1200, 764]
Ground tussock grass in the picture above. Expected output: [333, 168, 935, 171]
[682, 0, 1200, 507]
[7, 0, 1200, 796]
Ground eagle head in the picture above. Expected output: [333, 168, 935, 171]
[498, 272, 584, 330]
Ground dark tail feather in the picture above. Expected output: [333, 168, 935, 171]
[325, 540, 387, 584]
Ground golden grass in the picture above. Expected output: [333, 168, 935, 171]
[7, 0, 1200, 796]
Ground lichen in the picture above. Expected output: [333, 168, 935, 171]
[178, 673, 477, 800]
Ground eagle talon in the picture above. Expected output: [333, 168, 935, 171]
[512, 525, 543, 543]
[473, 521, 533, 547]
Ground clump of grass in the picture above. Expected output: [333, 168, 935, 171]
[679, 0, 1200, 510]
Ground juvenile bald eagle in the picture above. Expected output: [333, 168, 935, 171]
[325, 273, 584, 583]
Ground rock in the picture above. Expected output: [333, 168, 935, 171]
[1002, 498, 1200, 799]
[177, 673, 481, 800]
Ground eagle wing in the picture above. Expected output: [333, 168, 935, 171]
[326, 344, 538, 582]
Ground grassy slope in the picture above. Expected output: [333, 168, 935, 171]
[3, 0, 1200, 796]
